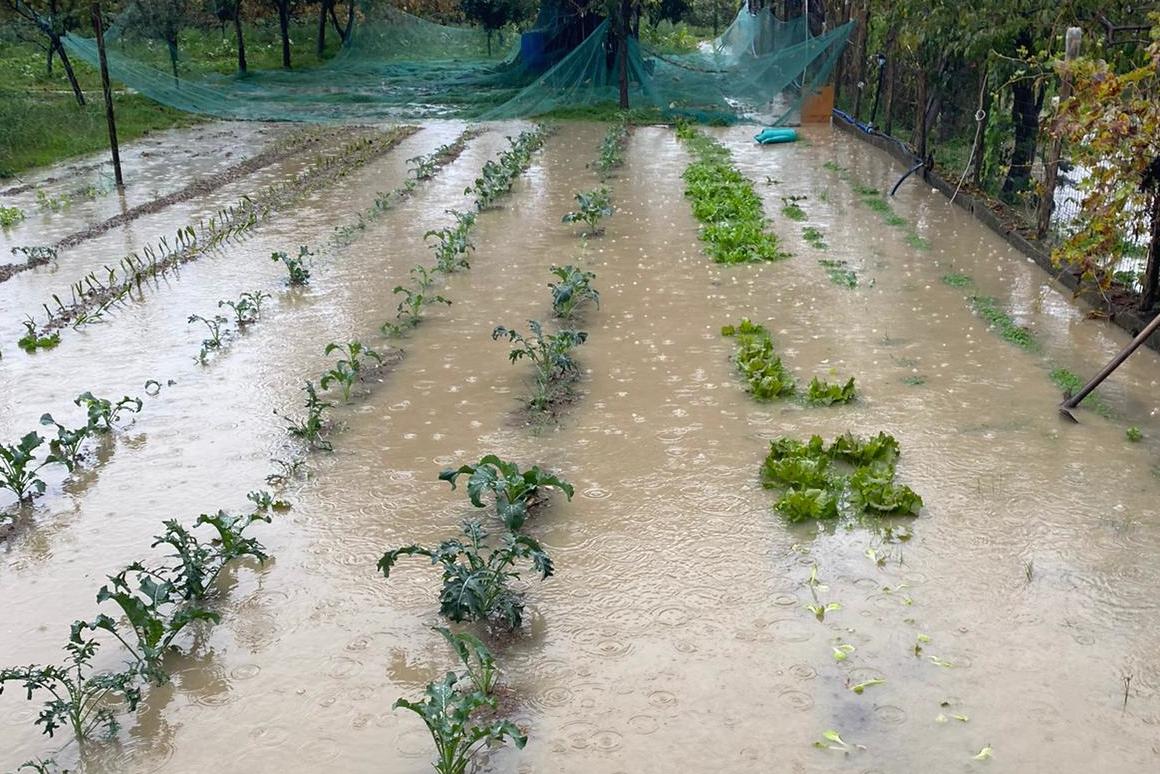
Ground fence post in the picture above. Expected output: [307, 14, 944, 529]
[1037, 27, 1081, 239]
[91, 1, 123, 188]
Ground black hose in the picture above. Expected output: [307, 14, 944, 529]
[890, 160, 925, 197]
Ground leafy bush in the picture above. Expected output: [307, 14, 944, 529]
[379, 520, 553, 630]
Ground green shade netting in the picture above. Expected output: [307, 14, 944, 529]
[59, 5, 851, 123]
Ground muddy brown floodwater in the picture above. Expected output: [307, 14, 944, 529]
[2, 120, 1160, 773]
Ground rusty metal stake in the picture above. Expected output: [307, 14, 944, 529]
[1060, 311, 1160, 422]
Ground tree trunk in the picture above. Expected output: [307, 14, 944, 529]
[56, 38, 86, 106]
[1140, 191, 1160, 311]
[912, 67, 928, 158]
[1001, 76, 1039, 200]
[46, 42, 54, 76]
[849, 0, 870, 119]
[881, 31, 897, 134]
[234, 0, 247, 73]
[345, 0, 354, 42]
[278, 1, 291, 68]
[167, 38, 179, 85]
[618, 0, 630, 109]
[317, 0, 327, 57]
[970, 67, 991, 186]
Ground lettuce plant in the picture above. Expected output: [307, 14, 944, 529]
[806, 376, 856, 406]
[722, 320, 794, 400]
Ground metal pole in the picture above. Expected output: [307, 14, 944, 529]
[1059, 311, 1160, 421]
[91, 1, 123, 188]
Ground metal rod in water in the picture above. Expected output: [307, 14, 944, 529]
[1060, 310, 1160, 419]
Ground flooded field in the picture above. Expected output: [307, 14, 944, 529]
[2, 119, 1159, 773]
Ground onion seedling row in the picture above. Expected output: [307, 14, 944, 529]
[22, 127, 419, 344]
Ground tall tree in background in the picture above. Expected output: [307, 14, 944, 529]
[460, 0, 533, 55]
[268, 0, 296, 67]
[121, 0, 193, 84]
[3, 0, 86, 104]
[317, 0, 356, 57]
[211, 0, 248, 73]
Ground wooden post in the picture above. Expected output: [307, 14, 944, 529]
[1037, 27, 1081, 239]
[91, 1, 122, 188]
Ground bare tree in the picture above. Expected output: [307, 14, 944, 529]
[3, 0, 86, 104]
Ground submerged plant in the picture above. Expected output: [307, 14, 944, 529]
[0, 206, 25, 228]
[0, 432, 47, 503]
[549, 265, 600, 319]
[383, 286, 451, 337]
[434, 627, 498, 696]
[74, 392, 142, 432]
[219, 290, 270, 326]
[596, 120, 629, 178]
[379, 520, 553, 630]
[818, 258, 856, 287]
[0, 621, 142, 743]
[802, 226, 828, 250]
[562, 187, 613, 236]
[17, 320, 60, 353]
[439, 454, 574, 531]
[426, 217, 475, 273]
[492, 321, 587, 411]
[780, 195, 807, 221]
[321, 340, 384, 402]
[277, 381, 333, 450]
[1127, 426, 1143, 442]
[721, 319, 795, 400]
[189, 313, 229, 362]
[760, 432, 922, 521]
[272, 246, 312, 286]
[806, 376, 856, 406]
[394, 671, 526, 774]
[38, 415, 89, 472]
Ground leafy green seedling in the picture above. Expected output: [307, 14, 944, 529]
[189, 313, 229, 363]
[0, 432, 47, 502]
[549, 265, 600, 319]
[434, 627, 498, 696]
[439, 454, 574, 531]
[803, 226, 828, 250]
[850, 466, 924, 515]
[813, 729, 849, 751]
[17, 319, 60, 353]
[74, 392, 142, 433]
[914, 633, 931, 656]
[942, 272, 973, 288]
[321, 340, 384, 402]
[38, 414, 89, 472]
[806, 601, 841, 621]
[272, 246, 312, 285]
[0, 206, 26, 228]
[776, 487, 838, 522]
[818, 258, 857, 287]
[973, 745, 993, 761]
[492, 321, 587, 412]
[832, 643, 855, 662]
[219, 290, 270, 326]
[1126, 426, 1143, 442]
[426, 220, 475, 273]
[394, 671, 526, 774]
[379, 520, 553, 630]
[0, 620, 142, 743]
[562, 187, 613, 236]
[247, 489, 291, 512]
[383, 286, 451, 337]
[722, 319, 795, 400]
[277, 381, 333, 451]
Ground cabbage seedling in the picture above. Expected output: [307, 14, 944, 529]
[439, 454, 574, 531]
[0, 432, 47, 502]
[394, 671, 526, 774]
[74, 391, 142, 432]
[321, 340, 384, 401]
[562, 187, 613, 236]
[38, 414, 89, 472]
[549, 265, 600, 320]
[188, 313, 229, 362]
[379, 520, 553, 630]
[383, 286, 451, 337]
[277, 381, 333, 451]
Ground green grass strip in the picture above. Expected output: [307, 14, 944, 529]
[676, 125, 788, 264]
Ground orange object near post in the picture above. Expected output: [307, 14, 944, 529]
[801, 84, 835, 123]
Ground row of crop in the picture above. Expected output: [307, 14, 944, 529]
[675, 125, 788, 264]
[372, 124, 621, 774]
[722, 318, 857, 406]
[15, 127, 420, 353]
